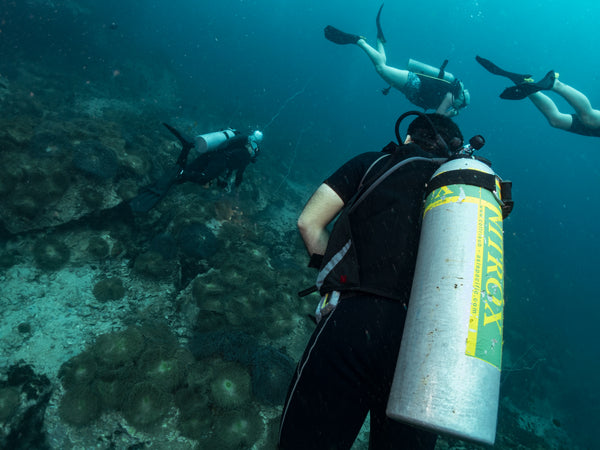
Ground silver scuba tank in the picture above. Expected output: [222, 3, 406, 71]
[407, 58, 455, 82]
[386, 157, 507, 445]
[194, 129, 236, 153]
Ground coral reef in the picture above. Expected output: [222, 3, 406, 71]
[148, 232, 178, 260]
[32, 236, 71, 270]
[137, 347, 189, 392]
[93, 378, 129, 411]
[189, 330, 295, 406]
[133, 250, 177, 279]
[17, 322, 32, 335]
[208, 360, 251, 410]
[92, 326, 145, 369]
[201, 407, 264, 449]
[72, 141, 118, 180]
[251, 346, 295, 406]
[174, 356, 261, 446]
[0, 387, 21, 421]
[0, 248, 18, 269]
[122, 382, 172, 429]
[58, 353, 98, 389]
[92, 277, 126, 302]
[57, 324, 199, 434]
[58, 385, 102, 427]
[175, 376, 213, 442]
[86, 236, 110, 259]
[0, 364, 52, 448]
[176, 222, 220, 259]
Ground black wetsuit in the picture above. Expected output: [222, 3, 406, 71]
[569, 114, 600, 137]
[413, 75, 464, 111]
[278, 145, 439, 450]
[179, 135, 256, 187]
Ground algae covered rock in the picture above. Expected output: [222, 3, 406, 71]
[92, 277, 125, 302]
[72, 141, 118, 180]
[32, 237, 70, 271]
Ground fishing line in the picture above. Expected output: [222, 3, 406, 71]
[273, 124, 310, 194]
[262, 76, 314, 131]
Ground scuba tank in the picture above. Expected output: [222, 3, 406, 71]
[194, 129, 236, 154]
[386, 145, 512, 445]
[407, 58, 455, 82]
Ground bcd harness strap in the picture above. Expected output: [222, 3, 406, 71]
[349, 156, 447, 213]
[425, 169, 496, 197]
[313, 155, 447, 293]
[299, 153, 446, 298]
[425, 166, 514, 218]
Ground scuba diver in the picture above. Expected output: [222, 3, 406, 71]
[476, 55, 600, 138]
[278, 112, 465, 449]
[130, 124, 262, 212]
[324, 3, 470, 117]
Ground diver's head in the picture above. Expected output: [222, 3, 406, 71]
[453, 84, 470, 110]
[247, 130, 263, 157]
[405, 112, 463, 156]
[249, 130, 263, 144]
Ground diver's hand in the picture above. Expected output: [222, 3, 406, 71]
[444, 106, 459, 118]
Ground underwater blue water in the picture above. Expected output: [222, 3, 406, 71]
[2, 0, 599, 447]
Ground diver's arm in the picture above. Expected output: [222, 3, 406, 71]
[436, 92, 457, 117]
[297, 183, 344, 257]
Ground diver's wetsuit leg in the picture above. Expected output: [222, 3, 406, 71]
[278, 296, 437, 449]
[180, 154, 227, 185]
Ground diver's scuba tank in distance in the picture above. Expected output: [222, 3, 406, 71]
[194, 129, 236, 153]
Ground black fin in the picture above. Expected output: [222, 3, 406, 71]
[536, 70, 557, 90]
[129, 166, 182, 213]
[382, 85, 391, 95]
[163, 123, 195, 167]
[324, 25, 360, 45]
[500, 70, 556, 100]
[376, 3, 386, 43]
[476, 55, 532, 85]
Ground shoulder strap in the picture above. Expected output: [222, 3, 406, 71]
[348, 156, 446, 213]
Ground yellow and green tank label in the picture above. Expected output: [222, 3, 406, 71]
[425, 183, 504, 370]
[464, 185, 504, 370]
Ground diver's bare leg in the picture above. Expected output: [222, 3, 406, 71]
[552, 80, 600, 127]
[528, 92, 572, 130]
[356, 38, 410, 89]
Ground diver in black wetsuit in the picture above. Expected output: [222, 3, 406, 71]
[476, 55, 600, 138]
[129, 124, 262, 212]
[180, 132, 260, 188]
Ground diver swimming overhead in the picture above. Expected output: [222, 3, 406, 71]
[323, 3, 470, 117]
[476, 55, 600, 138]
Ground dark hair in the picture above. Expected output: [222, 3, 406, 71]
[407, 113, 463, 155]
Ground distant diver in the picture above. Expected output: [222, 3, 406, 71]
[130, 124, 262, 213]
[323, 3, 470, 117]
[477, 55, 600, 137]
